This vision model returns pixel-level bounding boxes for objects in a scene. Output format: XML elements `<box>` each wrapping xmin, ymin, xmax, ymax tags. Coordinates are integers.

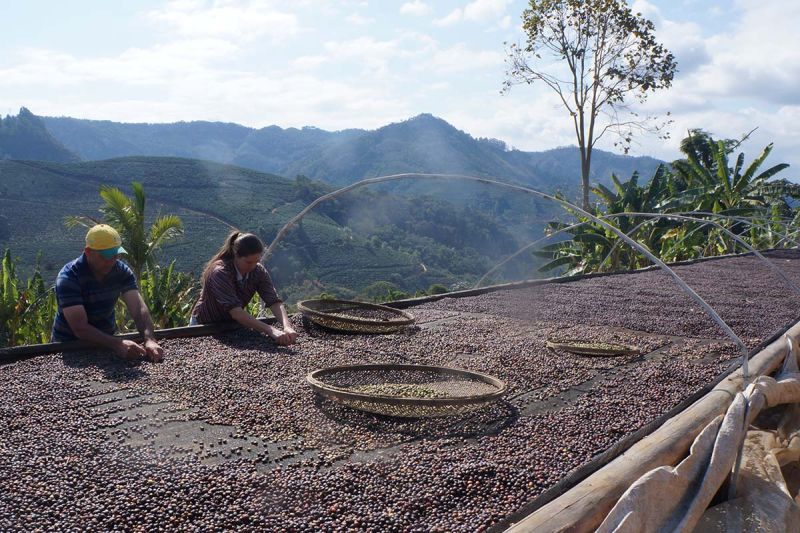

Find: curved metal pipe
<box><xmin>478</xmin><ymin>212</ymin><xmax>799</xmax><ymax>289</ymax></box>
<box><xmin>775</xmin><ymin>229</ymin><xmax>800</xmax><ymax>248</ymax></box>
<box><xmin>596</xmin><ymin>217</ymin><xmax>660</xmax><ymax>273</ymax></box>
<box><xmin>263</xmin><ymin>172</ymin><xmax>752</xmax><ymax>381</ymax></box>
<box><xmin>474</xmin><ymin>219</ymin><xmax>592</xmax><ymax>288</ymax></box>
<box><xmin>618</xmin><ymin>212</ymin><xmax>800</xmax><ymax>297</ymax></box>
<box><xmin>682</xmin><ymin>211</ymin><xmax>799</xmax><ymax>245</ymax></box>
<box><xmin>594</xmin><ymin>212</ymin><xmax>800</xmax><ymax>275</ymax></box>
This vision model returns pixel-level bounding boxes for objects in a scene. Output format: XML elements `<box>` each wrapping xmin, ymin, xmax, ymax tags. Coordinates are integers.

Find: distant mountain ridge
<box><xmin>0</xmin><ymin>108</ymin><xmax>79</xmax><ymax>163</ymax></box>
<box><xmin>40</xmin><ymin>112</ymin><xmax>663</xmax><ymax>191</ymax></box>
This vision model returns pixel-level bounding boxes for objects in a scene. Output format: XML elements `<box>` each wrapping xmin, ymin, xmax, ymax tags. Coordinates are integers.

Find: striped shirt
<box><xmin>192</xmin><ymin>260</ymin><xmax>282</xmax><ymax>323</ymax></box>
<box><xmin>51</xmin><ymin>253</ymin><xmax>138</xmax><ymax>342</ymax></box>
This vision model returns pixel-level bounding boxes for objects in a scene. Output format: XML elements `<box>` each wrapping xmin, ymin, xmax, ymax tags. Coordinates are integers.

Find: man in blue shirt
<box><xmin>52</xmin><ymin>224</ymin><xmax>164</xmax><ymax>362</ymax></box>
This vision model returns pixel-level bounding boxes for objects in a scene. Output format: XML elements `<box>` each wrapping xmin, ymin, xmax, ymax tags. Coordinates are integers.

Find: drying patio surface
<box><xmin>3</xmin><ymin>250</ymin><xmax>800</xmax><ymax>532</ymax></box>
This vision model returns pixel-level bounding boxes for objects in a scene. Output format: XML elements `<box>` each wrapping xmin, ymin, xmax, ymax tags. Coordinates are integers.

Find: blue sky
<box><xmin>1</xmin><ymin>0</ymin><xmax>797</xmax><ymax>173</ymax></box>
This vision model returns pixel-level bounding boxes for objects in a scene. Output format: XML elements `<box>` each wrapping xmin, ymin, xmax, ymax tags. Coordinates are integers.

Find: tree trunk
<box><xmin>581</xmin><ymin>151</ymin><xmax>592</xmax><ymax>211</ymax></box>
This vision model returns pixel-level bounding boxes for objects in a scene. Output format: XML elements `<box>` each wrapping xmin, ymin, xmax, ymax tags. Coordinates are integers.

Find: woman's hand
<box><xmin>282</xmin><ymin>325</ymin><xmax>298</xmax><ymax>345</ymax></box>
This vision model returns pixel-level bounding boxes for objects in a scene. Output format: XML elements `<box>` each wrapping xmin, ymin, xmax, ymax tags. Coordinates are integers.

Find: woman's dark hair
<box><xmin>202</xmin><ymin>231</ymin><xmax>264</xmax><ymax>283</ymax></box>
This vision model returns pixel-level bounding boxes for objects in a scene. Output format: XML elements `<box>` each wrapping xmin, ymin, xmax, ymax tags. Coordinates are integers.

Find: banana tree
<box><xmin>593</xmin><ymin>165</ymin><xmax>678</xmax><ymax>255</ymax></box>
<box><xmin>536</xmin><ymin>167</ymin><xmax>677</xmax><ymax>275</ymax></box>
<box><xmin>0</xmin><ymin>250</ymin><xmax>57</xmax><ymax>347</ymax></box>
<box><xmin>664</xmin><ymin>131</ymin><xmax>795</xmax><ymax>254</ymax></box>
<box><xmin>136</xmin><ymin>260</ymin><xmax>197</xmax><ymax>329</ymax></box>
<box><xmin>669</xmin><ymin>140</ymin><xmax>790</xmax><ymax>215</ymax></box>
<box><xmin>0</xmin><ymin>249</ymin><xmax>20</xmax><ymax>346</ymax></box>
<box><xmin>534</xmin><ymin>217</ymin><xmax>617</xmax><ymax>275</ymax></box>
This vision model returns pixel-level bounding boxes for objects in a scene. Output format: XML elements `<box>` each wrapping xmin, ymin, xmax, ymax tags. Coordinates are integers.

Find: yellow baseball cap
<box><xmin>86</xmin><ymin>224</ymin><xmax>127</xmax><ymax>258</ymax></box>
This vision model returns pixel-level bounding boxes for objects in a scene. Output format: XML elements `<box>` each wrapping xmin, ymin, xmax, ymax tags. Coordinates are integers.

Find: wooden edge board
<box><xmin>0</xmin><ymin>317</ymin><xmax>277</xmax><ymax>363</ymax></box>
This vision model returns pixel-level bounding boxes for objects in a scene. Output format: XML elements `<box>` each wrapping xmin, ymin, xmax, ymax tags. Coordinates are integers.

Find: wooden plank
<box><xmin>0</xmin><ymin>318</ymin><xmax>276</xmax><ymax>363</ymax></box>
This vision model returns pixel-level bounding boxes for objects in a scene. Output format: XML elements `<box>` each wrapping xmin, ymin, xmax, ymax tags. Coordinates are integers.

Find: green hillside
<box><xmin>38</xmin><ymin>111</ymin><xmax>664</xmax><ymax>243</ymax></box>
<box><xmin>0</xmin><ymin>157</ymin><xmax>535</xmax><ymax>304</ymax></box>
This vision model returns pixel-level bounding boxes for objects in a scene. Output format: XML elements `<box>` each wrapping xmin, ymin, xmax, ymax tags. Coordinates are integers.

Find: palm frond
<box><xmin>132</xmin><ymin>182</ymin><xmax>146</xmax><ymax>217</ymax></box>
<box><xmin>738</xmin><ymin>143</ymin><xmax>774</xmax><ymax>187</ymax></box>
<box><xmin>149</xmin><ymin>215</ymin><xmax>184</xmax><ymax>249</ymax></box>
<box><xmin>63</xmin><ymin>215</ymin><xmax>100</xmax><ymax>229</ymax></box>
<box><xmin>99</xmin><ymin>186</ymin><xmax>136</xmax><ymax>231</ymax></box>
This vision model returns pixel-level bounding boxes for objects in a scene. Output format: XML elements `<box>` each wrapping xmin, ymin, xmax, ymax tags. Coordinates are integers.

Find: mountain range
<box><xmin>39</xmin><ymin>111</ymin><xmax>663</xmax><ymax>192</ymax></box>
<box><xmin>0</xmin><ymin>108</ymin><xmax>666</xmax><ymax>301</ymax></box>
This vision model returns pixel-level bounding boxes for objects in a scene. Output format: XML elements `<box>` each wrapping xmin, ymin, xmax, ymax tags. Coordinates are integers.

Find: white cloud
<box><xmin>0</xmin><ymin>39</ymin><xmax>239</xmax><ymax>88</ymax></box>
<box><xmin>0</xmin><ymin>50</ymin><xmax>411</xmax><ymax>131</ymax></box>
<box><xmin>434</xmin><ymin>9</ymin><xmax>463</xmax><ymax>27</ymax></box>
<box><xmin>324</xmin><ymin>37</ymin><xmax>401</xmax><ymax>59</ymax></box>
<box><xmin>400</xmin><ymin>1</ymin><xmax>432</xmax><ymax>16</ymax></box>
<box><xmin>2</xmin><ymin>0</ymin><xmax>799</xmax><ymax>175</ymax></box>
<box><xmin>635</xmin><ymin>0</ymin><xmax>800</xmax><ymax>106</ymax></box>
<box><xmin>346</xmin><ymin>13</ymin><xmax>374</xmax><ymax>25</ymax></box>
<box><xmin>146</xmin><ymin>0</ymin><xmax>299</xmax><ymax>43</ymax></box>
<box><xmin>463</xmin><ymin>0</ymin><xmax>513</xmax><ymax>20</ymax></box>
<box><xmin>480</xmin><ymin>0</ymin><xmax>800</xmax><ymax>172</ymax></box>
<box><xmin>444</xmin><ymin>89</ymin><xmax>577</xmax><ymax>153</ymax></box>
<box><xmin>0</xmin><ymin>4</ymin><xmax>411</xmax><ymax>131</ymax></box>
<box><xmin>323</xmin><ymin>36</ymin><xmax>403</xmax><ymax>77</ymax></box>
<box><xmin>291</xmin><ymin>55</ymin><xmax>327</xmax><ymax>70</ymax></box>
<box><xmin>633</xmin><ymin>0</ymin><xmax>710</xmax><ymax>75</ymax></box>
<box><xmin>579</xmin><ymin>0</ymin><xmax>800</xmax><ymax>170</ymax></box>
<box><xmin>629</xmin><ymin>104</ymin><xmax>800</xmax><ymax>174</ymax></box>
<box><xmin>429</xmin><ymin>81</ymin><xmax>451</xmax><ymax>91</ymax></box>
<box><xmin>208</xmin><ymin>72</ymin><xmax>410</xmax><ymax>127</ymax></box>
<box><xmin>698</xmin><ymin>18</ymin><xmax>800</xmax><ymax>104</ymax></box>
<box><xmin>435</xmin><ymin>0</ymin><xmax>512</xmax><ymax>27</ymax></box>
<box><xmin>423</xmin><ymin>43</ymin><xmax>504</xmax><ymax>74</ymax></box>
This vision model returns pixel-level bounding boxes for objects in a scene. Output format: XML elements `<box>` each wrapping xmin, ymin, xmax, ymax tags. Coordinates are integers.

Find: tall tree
<box><xmin>504</xmin><ymin>0</ymin><xmax>677</xmax><ymax>209</ymax></box>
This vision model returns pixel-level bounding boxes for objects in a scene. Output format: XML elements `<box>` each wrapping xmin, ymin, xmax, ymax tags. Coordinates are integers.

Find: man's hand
<box><xmin>114</xmin><ymin>339</ymin><xmax>147</xmax><ymax>361</ymax></box>
<box><xmin>267</xmin><ymin>325</ymin><xmax>298</xmax><ymax>346</ymax></box>
<box><xmin>122</xmin><ymin>290</ymin><xmax>161</xmax><ymax>360</ymax></box>
<box><xmin>144</xmin><ymin>339</ymin><xmax>164</xmax><ymax>363</ymax></box>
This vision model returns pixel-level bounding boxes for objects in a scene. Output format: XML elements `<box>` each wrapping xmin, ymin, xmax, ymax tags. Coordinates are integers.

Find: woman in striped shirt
<box><xmin>190</xmin><ymin>231</ymin><xmax>298</xmax><ymax>346</ymax></box>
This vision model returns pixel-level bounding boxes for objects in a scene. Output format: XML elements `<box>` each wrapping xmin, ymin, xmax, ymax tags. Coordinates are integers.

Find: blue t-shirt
<box><xmin>51</xmin><ymin>253</ymin><xmax>138</xmax><ymax>342</ymax></box>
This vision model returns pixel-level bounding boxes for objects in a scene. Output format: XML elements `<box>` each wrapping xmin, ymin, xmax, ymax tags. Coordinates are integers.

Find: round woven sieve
<box><xmin>546</xmin><ymin>339</ymin><xmax>639</xmax><ymax>357</ymax></box>
<box><xmin>307</xmin><ymin>364</ymin><xmax>507</xmax><ymax>417</ymax></box>
<box><xmin>298</xmin><ymin>299</ymin><xmax>415</xmax><ymax>334</ymax></box>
